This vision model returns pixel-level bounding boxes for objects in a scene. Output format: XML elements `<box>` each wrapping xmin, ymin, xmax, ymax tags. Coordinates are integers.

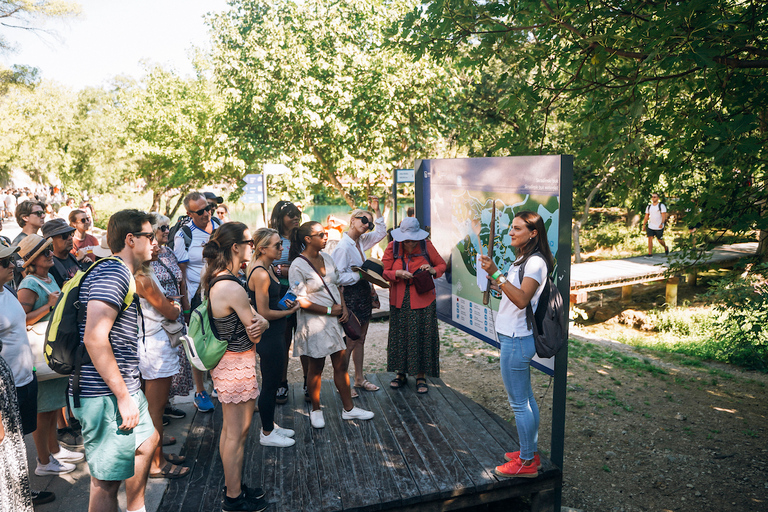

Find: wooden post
<box><xmin>666</xmin><ymin>277</ymin><xmax>679</xmax><ymax>306</ymax></box>
<box><xmin>686</xmin><ymin>270</ymin><xmax>698</xmax><ymax>286</ymax></box>
<box><xmin>621</xmin><ymin>285</ymin><xmax>633</xmax><ymax>301</ymax></box>
<box><xmin>570</xmin><ymin>290</ymin><xmax>587</xmax><ymax>304</ymax></box>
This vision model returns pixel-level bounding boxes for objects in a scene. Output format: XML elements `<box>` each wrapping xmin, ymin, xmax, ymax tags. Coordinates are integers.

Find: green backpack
<box><xmin>182</xmin><ymin>275</ymin><xmax>239</xmax><ymax>371</ymax></box>
<box><xmin>44</xmin><ymin>257</ymin><xmax>135</xmax><ymax>406</ymax></box>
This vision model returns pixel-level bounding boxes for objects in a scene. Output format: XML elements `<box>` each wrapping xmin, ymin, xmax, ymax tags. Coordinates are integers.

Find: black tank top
<box><xmin>247</xmin><ymin>266</ymin><xmax>286</xmax><ymax>336</ymax></box>
<box><xmin>209</xmin><ymin>274</ymin><xmax>253</xmax><ymax>352</ymax></box>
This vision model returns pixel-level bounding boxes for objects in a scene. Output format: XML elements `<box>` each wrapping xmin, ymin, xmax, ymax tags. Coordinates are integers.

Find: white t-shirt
<box><xmin>173</xmin><ymin>221</ymin><xmax>213</xmax><ymax>300</ymax></box>
<box><xmin>645</xmin><ymin>202</ymin><xmax>667</xmax><ymax>230</ymax></box>
<box><xmin>495</xmin><ymin>254</ymin><xmax>548</xmax><ymax>337</ymax></box>
<box><xmin>0</xmin><ymin>287</ymin><xmax>34</xmax><ymax>387</ymax></box>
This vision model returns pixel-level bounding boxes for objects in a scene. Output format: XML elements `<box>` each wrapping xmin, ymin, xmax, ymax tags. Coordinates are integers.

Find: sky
<box><xmin>1</xmin><ymin>0</ymin><xmax>230</xmax><ymax>90</ymax></box>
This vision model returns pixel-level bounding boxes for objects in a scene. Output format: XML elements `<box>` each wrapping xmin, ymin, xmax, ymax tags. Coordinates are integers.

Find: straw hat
<box><xmin>18</xmin><ymin>234</ymin><xmax>53</xmax><ymax>268</ymax></box>
<box><xmin>351</xmin><ymin>258</ymin><xmax>389</xmax><ymax>289</ymax></box>
<box><xmin>91</xmin><ymin>234</ymin><xmax>112</xmax><ymax>259</ymax></box>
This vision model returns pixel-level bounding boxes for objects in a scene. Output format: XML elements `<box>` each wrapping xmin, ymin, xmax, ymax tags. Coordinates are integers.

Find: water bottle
<box><xmin>278</xmin><ymin>281</ymin><xmax>299</xmax><ymax>310</ymax></box>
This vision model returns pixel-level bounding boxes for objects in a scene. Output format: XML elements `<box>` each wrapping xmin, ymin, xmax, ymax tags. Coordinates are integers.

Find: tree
<box><xmin>121</xmin><ymin>65</ymin><xmax>243</xmax><ymax>215</ymax></box>
<box><xmin>398</xmin><ymin>0</ymin><xmax>768</xmax><ymax>258</ymax></box>
<box><xmin>208</xmin><ymin>0</ymin><xmax>459</xmax><ymax>208</ymax></box>
<box><xmin>0</xmin><ymin>0</ymin><xmax>81</xmax><ymax>54</ymax></box>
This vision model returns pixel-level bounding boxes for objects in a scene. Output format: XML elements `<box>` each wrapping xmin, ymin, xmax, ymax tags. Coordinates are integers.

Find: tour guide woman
<box><xmin>382</xmin><ymin>217</ymin><xmax>446</xmax><ymax>394</ymax></box>
<box><xmin>202</xmin><ymin>222</ymin><xmax>270</xmax><ymax>511</ymax></box>
<box><xmin>479</xmin><ymin>210</ymin><xmax>553</xmax><ymax>479</ymax></box>
<box><xmin>288</xmin><ymin>222</ymin><xmax>374</xmax><ymax>429</ymax></box>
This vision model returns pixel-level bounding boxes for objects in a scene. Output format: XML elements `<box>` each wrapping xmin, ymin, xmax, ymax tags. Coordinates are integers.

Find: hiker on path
<box><xmin>642</xmin><ymin>192</ymin><xmax>669</xmax><ymax>257</ymax></box>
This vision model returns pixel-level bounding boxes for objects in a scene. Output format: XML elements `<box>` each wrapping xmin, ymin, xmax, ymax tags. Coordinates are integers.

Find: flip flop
<box><xmin>164</xmin><ymin>453</ymin><xmax>186</xmax><ymax>464</ymax></box>
<box><xmin>162</xmin><ymin>435</ymin><xmax>176</xmax><ymax>446</ymax></box>
<box><xmin>354</xmin><ymin>380</ymin><xmax>380</xmax><ymax>392</ymax></box>
<box><xmin>149</xmin><ymin>462</ymin><xmax>190</xmax><ymax>479</ymax></box>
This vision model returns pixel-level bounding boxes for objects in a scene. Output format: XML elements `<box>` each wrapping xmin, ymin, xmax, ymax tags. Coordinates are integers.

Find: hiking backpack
<box><xmin>519</xmin><ymin>254</ymin><xmax>568</xmax><ymax>359</ymax></box>
<box><xmin>167</xmin><ymin>215</ymin><xmax>221</xmax><ymax>252</ymax></box>
<box><xmin>44</xmin><ymin>257</ymin><xmax>136</xmax><ymax>406</ymax></box>
<box><xmin>392</xmin><ymin>239</ymin><xmax>431</xmax><ymax>265</ymax></box>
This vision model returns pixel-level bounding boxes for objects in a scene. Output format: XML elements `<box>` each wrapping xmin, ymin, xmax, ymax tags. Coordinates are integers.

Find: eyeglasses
<box><xmin>309</xmin><ymin>232</ymin><xmax>328</xmax><ymax>239</ymax></box>
<box><xmin>189</xmin><ymin>205</ymin><xmax>213</xmax><ymax>216</ymax></box>
<box><xmin>238</xmin><ymin>239</ymin><xmax>255</xmax><ymax>248</ymax></box>
<box><xmin>58</xmin><ymin>232</ymin><xmax>73</xmax><ymax>240</ymax></box>
<box><xmin>29</xmin><ymin>211</ymin><xmax>45</xmax><ymax>217</ymax></box>
<box><xmin>132</xmin><ymin>232</ymin><xmax>156</xmax><ymax>242</ymax></box>
<box><xmin>0</xmin><ymin>258</ymin><xmax>13</xmax><ymax>268</ymax></box>
<box><xmin>158</xmin><ymin>225</ymin><xmax>170</xmax><ymax>232</ymax></box>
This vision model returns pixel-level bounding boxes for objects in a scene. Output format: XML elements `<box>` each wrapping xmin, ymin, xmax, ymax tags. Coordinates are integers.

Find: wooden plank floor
<box><xmin>569</xmin><ymin>242</ymin><xmax>756</xmax><ymax>291</ymax></box>
<box><xmin>157</xmin><ymin>374</ymin><xmax>561</xmax><ymax>512</ymax></box>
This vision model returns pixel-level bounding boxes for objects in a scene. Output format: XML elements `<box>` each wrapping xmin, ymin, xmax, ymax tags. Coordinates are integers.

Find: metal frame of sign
<box><xmin>392</xmin><ymin>168</ymin><xmax>414</xmax><ymax>227</ymax></box>
<box><xmin>414</xmin><ymin>155</ymin><xmax>572</xmax><ymax>510</ymax></box>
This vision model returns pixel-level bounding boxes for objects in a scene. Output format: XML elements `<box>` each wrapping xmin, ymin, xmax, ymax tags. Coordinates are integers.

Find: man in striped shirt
<box><xmin>69</xmin><ymin>210</ymin><xmax>158</xmax><ymax>512</ymax></box>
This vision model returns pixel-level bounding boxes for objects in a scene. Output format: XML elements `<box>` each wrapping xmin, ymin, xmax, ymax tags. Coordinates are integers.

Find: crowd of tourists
<box><xmin>0</xmin><ymin>189</ymin><xmax>549</xmax><ymax>512</ymax></box>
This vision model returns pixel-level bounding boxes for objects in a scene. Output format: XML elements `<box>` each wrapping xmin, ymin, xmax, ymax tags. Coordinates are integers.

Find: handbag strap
<box><xmin>298</xmin><ymin>254</ymin><xmax>337</xmax><ymax>305</ymax></box>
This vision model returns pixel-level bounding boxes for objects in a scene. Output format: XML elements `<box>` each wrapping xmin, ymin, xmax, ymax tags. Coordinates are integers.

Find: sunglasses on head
<box><xmin>190</xmin><ymin>205</ymin><xmax>213</xmax><ymax>216</ymax></box>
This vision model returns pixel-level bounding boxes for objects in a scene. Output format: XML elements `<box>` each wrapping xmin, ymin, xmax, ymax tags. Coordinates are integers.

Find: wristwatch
<box><xmin>497</xmin><ymin>275</ymin><xmax>507</xmax><ymax>286</ymax></box>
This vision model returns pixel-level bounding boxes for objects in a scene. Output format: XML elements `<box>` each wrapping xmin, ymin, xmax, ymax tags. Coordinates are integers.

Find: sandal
<box><xmin>390</xmin><ymin>373</ymin><xmax>407</xmax><ymax>389</ymax></box>
<box><xmin>354</xmin><ymin>379</ymin><xmax>380</xmax><ymax>392</ymax></box>
<box><xmin>351</xmin><ymin>389</ymin><xmax>359</xmax><ymax>399</ymax></box>
<box><xmin>415</xmin><ymin>378</ymin><xmax>428</xmax><ymax>394</ymax></box>
<box><xmin>149</xmin><ymin>462</ymin><xmax>190</xmax><ymax>479</ymax></box>
<box><xmin>164</xmin><ymin>453</ymin><xmax>186</xmax><ymax>464</ymax></box>
<box><xmin>162</xmin><ymin>435</ymin><xmax>176</xmax><ymax>446</ymax></box>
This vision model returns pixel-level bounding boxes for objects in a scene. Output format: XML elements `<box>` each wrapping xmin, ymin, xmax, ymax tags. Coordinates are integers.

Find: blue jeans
<box><xmin>498</xmin><ymin>333</ymin><xmax>539</xmax><ymax>460</ymax></box>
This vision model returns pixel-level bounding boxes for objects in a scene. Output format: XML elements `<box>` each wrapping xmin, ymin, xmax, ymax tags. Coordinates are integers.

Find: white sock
<box><xmin>127</xmin><ymin>507</ymin><xmax>146</xmax><ymax>512</ymax></box>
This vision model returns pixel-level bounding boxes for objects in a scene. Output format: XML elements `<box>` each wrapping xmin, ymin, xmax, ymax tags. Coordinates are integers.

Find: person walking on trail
<box><xmin>174</xmin><ymin>191</ymin><xmax>218</xmax><ymax>414</ymax></box>
<box><xmin>68</xmin><ymin>210</ymin><xmax>160</xmax><ymax>512</ymax></box>
<box><xmin>642</xmin><ymin>193</ymin><xmax>669</xmax><ymax>257</ymax></box>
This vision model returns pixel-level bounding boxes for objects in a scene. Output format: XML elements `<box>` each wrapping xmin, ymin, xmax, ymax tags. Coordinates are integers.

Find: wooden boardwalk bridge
<box><xmin>157</xmin><ymin>375</ymin><xmax>561</xmax><ymax>512</ymax></box>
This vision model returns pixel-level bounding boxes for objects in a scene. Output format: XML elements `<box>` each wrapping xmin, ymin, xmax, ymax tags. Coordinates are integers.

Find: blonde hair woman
<box><xmin>330</xmin><ymin>198</ymin><xmax>386</xmax><ymax>395</ymax></box>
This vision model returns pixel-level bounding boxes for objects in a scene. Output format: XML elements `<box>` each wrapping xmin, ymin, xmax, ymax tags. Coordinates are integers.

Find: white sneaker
<box><xmin>260</xmin><ymin>429</ymin><xmax>295</xmax><ymax>447</ymax></box>
<box><xmin>310</xmin><ymin>410</ymin><xmax>325</xmax><ymax>429</ymax></box>
<box><xmin>35</xmin><ymin>455</ymin><xmax>76</xmax><ymax>476</ymax></box>
<box><xmin>341</xmin><ymin>406</ymin><xmax>374</xmax><ymax>421</ymax></box>
<box><xmin>51</xmin><ymin>445</ymin><xmax>84</xmax><ymax>463</ymax></box>
<box><xmin>273</xmin><ymin>423</ymin><xmax>295</xmax><ymax>438</ymax></box>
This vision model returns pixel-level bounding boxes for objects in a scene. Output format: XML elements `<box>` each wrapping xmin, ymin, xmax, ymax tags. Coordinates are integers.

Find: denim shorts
<box><xmin>70</xmin><ymin>391</ymin><xmax>155</xmax><ymax>481</ymax></box>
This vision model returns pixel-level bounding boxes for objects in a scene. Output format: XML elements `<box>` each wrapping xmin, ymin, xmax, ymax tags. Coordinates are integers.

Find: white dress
<box><xmin>289</xmin><ymin>253</ymin><xmax>346</xmax><ymax>359</ymax></box>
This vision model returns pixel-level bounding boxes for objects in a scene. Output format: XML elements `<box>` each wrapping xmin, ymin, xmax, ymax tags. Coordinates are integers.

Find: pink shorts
<box><xmin>210</xmin><ymin>348</ymin><xmax>260</xmax><ymax>404</ymax></box>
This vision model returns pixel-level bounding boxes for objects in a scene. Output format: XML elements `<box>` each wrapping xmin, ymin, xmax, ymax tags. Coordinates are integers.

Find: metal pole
<box><xmin>393</xmin><ymin>171</ymin><xmax>398</xmax><ymax>228</ymax></box>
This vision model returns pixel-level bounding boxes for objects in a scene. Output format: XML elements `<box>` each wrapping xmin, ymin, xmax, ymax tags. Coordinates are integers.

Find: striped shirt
<box><xmin>69</xmin><ymin>258</ymin><xmax>141</xmax><ymax>398</ymax></box>
<box><xmin>212</xmin><ymin>311</ymin><xmax>252</xmax><ymax>353</ymax></box>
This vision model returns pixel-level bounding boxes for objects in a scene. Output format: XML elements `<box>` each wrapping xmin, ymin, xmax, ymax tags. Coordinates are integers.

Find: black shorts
<box><xmin>16</xmin><ymin>373</ymin><xmax>38</xmax><ymax>435</ymax></box>
<box><xmin>646</xmin><ymin>227</ymin><xmax>664</xmax><ymax>239</ymax></box>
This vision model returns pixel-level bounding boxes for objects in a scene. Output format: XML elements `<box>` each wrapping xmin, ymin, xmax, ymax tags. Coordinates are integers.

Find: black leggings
<box><xmin>256</xmin><ymin>327</ymin><xmax>286</xmax><ymax>432</ymax></box>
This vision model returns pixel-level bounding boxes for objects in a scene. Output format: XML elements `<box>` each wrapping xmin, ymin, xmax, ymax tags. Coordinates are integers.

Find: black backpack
<box><xmin>392</xmin><ymin>239</ymin><xmax>431</xmax><ymax>266</ymax></box>
<box><xmin>167</xmin><ymin>215</ymin><xmax>221</xmax><ymax>252</ymax></box>
<box><xmin>519</xmin><ymin>254</ymin><xmax>568</xmax><ymax>359</ymax></box>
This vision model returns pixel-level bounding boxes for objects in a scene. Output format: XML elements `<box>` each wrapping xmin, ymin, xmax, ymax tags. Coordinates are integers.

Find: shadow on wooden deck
<box><xmin>157</xmin><ymin>374</ymin><xmax>561</xmax><ymax>512</ymax></box>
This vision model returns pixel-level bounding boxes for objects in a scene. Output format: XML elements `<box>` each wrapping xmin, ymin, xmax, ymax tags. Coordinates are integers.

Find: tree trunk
<box><xmin>310</xmin><ymin>143</ymin><xmax>355</xmax><ymax>208</ymax></box>
<box><xmin>573</xmin><ymin>166</ymin><xmax>617</xmax><ymax>263</ymax></box>
<box><xmin>151</xmin><ymin>189</ymin><xmax>162</xmax><ymax>213</ymax></box>
<box><xmin>168</xmin><ymin>191</ymin><xmax>186</xmax><ymax>219</ymax></box>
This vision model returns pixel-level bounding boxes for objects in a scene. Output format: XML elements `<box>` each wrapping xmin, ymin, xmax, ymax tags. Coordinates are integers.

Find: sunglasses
<box><xmin>309</xmin><ymin>232</ymin><xmax>328</xmax><ymax>239</ymax></box>
<box><xmin>356</xmin><ymin>216</ymin><xmax>374</xmax><ymax>231</ymax></box>
<box><xmin>132</xmin><ymin>232</ymin><xmax>156</xmax><ymax>242</ymax></box>
<box><xmin>272</xmin><ymin>241</ymin><xmax>284</xmax><ymax>249</ymax></box>
<box><xmin>78</xmin><ymin>218</ymin><xmax>91</xmax><ymax>224</ymax></box>
<box><xmin>0</xmin><ymin>258</ymin><xmax>13</xmax><ymax>268</ymax></box>
<box><xmin>158</xmin><ymin>225</ymin><xmax>170</xmax><ymax>232</ymax></box>
<box><xmin>189</xmin><ymin>205</ymin><xmax>213</xmax><ymax>216</ymax></box>
<box><xmin>41</xmin><ymin>248</ymin><xmax>53</xmax><ymax>257</ymax></box>
<box><xmin>238</xmin><ymin>239</ymin><xmax>255</xmax><ymax>248</ymax></box>
<box><xmin>58</xmin><ymin>232</ymin><xmax>73</xmax><ymax>240</ymax></box>
<box><xmin>29</xmin><ymin>211</ymin><xmax>45</xmax><ymax>217</ymax></box>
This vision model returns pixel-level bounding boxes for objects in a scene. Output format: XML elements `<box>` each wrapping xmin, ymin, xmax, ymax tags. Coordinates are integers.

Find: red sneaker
<box><xmin>495</xmin><ymin>457</ymin><xmax>539</xmax><ymax>479</ymax></box>
<box><xmin>504</xmin><ymin>451</ymin><xmax>541</xmax><ymax>469</ymax></box>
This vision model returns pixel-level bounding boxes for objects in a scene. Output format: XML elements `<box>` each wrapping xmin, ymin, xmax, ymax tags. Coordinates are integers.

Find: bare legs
<box><xmin>306</xmin><ymin>350</ymin><xmax>353</xmax><ymax>412</ymax></box>
<box><xmin>220</xmin><ymin>399</ymin><xmax>256</xmax><ymax>499</ymax></box>
<box><xmin>143</xmin><ymin>377</ymin><xmax>172</xmax><ymax>473</ymax></box>
<box><xmin>344</xmin><ymin>322</ymin><xmax>370</xmax><ymax>387</ymax></box>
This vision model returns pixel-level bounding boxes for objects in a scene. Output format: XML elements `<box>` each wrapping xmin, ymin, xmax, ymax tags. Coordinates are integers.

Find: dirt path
<box><xmin>290</xmin><ymin>320</ymin><xmax>768</xmax><ymax>511</ymax></box>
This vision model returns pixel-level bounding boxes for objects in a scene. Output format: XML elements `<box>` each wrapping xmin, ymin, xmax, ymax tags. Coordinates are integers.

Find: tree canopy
<box><xmin>397</xmin><ymin>0</ymin><xmax>768</xmax><ymax>254</ymax></box>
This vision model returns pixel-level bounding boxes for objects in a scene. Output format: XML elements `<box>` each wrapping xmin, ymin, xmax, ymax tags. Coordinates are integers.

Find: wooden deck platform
<box><xmin>157</xmin><ymin>374</ymin><xmax>561</xmax><ymax>512</ymax></box>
